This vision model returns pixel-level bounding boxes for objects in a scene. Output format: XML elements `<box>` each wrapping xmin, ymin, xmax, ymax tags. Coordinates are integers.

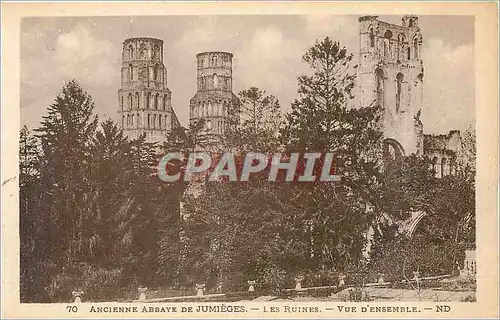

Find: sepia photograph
<box><xmin>2</xmin><ymin>2</ymin><xmax>499</xmax><ymax>319</ymax></box>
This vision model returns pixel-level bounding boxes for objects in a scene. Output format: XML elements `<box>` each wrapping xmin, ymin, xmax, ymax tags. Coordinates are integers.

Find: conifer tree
<box><xmin>35</xmin><ymin>80</ymin><xmax>99</xmax><ymax>268</ymax></box>
<box><xmin>281</xmin><ymin>37</ymin><xmax>384</xmax><ymax>272</ymax></box>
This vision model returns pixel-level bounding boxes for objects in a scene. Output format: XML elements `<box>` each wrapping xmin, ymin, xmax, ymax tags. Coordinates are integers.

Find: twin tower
<box><xmin>118</xmin><ymin>37</ymin><xmax>238</xmax><ymax>143</ymax></box>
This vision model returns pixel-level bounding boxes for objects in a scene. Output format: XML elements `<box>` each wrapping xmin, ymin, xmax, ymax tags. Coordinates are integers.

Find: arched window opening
<box><xmin>139</xmin><ymin>44</ymin><xmax>147</xmax><ymax>59</ymax></box>
<box><xmin>407</xmin><ymin>47</ymin><xmax>411</xmax><ymax>60</ymax></box>
<box><xmin>375</xmin><ymin>68</ymin><xmax>385</xmax><ymax>108</ymax></box>
<box><xmin>153</xmin><ymin>114</ymin><xmax>157</xmax><ymax>129</ymax></box>
<box><xmin>154</xmin><ymin>93</ymin><xmax>159</xmax><ymax>110</ymax></box>
<box><xmin>396</xmin><ymin>73</ymin><xmax>404</xmax><ymax>112</ymax></box>
<box><xmin>397</xmin><ymin>34</ymin><xmax>405</xmax><ymax>60</ymax></box>
<box><xmin>432</xmin><ymin>157</ymin><xmax>438</xmax><ymax>176</ymax></box>
<box><xmin>131</xmin><ymin>114</ymin><xmax>135</xmax><ymax>126</ymax></box>
<box><xmin>163</xmin><ymin>95</ymin><xmax>167</xmax><ymax>110</ymax></box>
<box><xmin>152</xmin><ymin>45</ymin><xmax>159</xmax><ymax>60</ymax></box>
<box><xmin>122</xmin><ymin>115</ymin><xmax>125</xmax><ymax>128</ymax></box>
<box><xmin>154</xmin><ymin>64</ymin><xmax>159</xmax><ymax>80</ymax></box>
<box><xmin>135</xmin><ymin>93</ymin><xmax>139</xmax><ymax>109</ymax></box>
<box><xmin>121</xmin><ymin>97</ymin><xmax>124</xmax><ymax>111</ymax></box>
<box><xmin>137</xmin><ymin>113</ymin><xmax>140</xmax><ymax>126</ymax></box>
<box><xmin>158</xmin><ymin>115</ymin><xmax>162</xmax><ymax>129</ymax></box>
<box><xmin>409</xmin><ymin>19</ymin><xmax>414</xmax><ymax>27</ymax></box>
<box><xmin>384</xmin><ymin>31</ymin><xmax>392</xmax><ymax>58</ymax></box>
<box><xmin>413</xmin><ymin>37</ymin><xmax>419</xmax><ymax>59</ymax></box>
<box><xmin>147</xmin><ymin>114</ymin><xmax>151</xmax><ymax>128</ymax></box>
<box><xmin>383</xmin><ymin>139</ymin><xmax>405</xmax><ymax>160</ymax></box>
<box><xmin>129</xmin><ymin>64</ymin><xmax>133</xmax><ymax>81</ymax></box>
<box><xmin>146</xmin><ymin>92</ymin><xmax>151</xmax><ymax>109</ymax></box>
<box><xmin>213</xmin><ymin>74</ymin><xmax>218</xmax><ymax>88</ymax></box>
<box><xmin>369</xmin><ymin>28</ymin><xmax>375</xmax><ymax>48</ymax></box>
<box><xmin>128</xmin><ymin>45</ymin><xmax>134</xmax><ymax>60</ymax></box>
<box><xmin>387</xmin><ymin>145</ymin><xmax>396</xmax><ymax>159</ymax></box>
<box><xmin>128</xmin><ymin>94</ymin><xmax>133</xmax><ymax>110</ymax></box>
<box><xmin>441</xmin><ymin>158</ymin><xmax>447</xmax><ymax>178</ymax></box>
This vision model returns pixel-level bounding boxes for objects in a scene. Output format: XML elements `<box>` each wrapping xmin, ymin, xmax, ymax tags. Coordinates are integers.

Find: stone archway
<box><xmin>405</xmin><ymin>211</ymin><xmax>428</xmax><ymax>239</ymax></box>
<box><xmin>383</xmin><ymin>138</ymin><xmax>405</xmax><ymax>160</ymax></box>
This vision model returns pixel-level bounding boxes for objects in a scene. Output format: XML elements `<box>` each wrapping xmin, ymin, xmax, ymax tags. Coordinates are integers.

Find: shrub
<box><xmin>338</xmin><ymin>287</ymin><xmax>372</xmax><ymax>302</ymax></box>
<box><xmin>461</xmin><ymin>294</ymin><xmax>476</xmax><ymax>302</ymax></box>
<box><xmin>258</xmin><ymin>265</ymin><xmax>287</xmax><ymax>294</ymax></box>
<box><xmin>46</xmin><ymin>264</ymin><xmax>123</xmax><ymax>302</ymax></box>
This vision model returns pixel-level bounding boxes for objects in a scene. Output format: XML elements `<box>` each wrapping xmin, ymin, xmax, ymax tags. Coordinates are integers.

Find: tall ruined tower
<box><xmin>118</xmin><ymin>37</ymin><xmax>180</xmax><ymax>143</ymax></box>
<box><xmin>357</xmin><ymin>15</ymin><xmax>424</xmax><ymax>156</ymax></box>
<box><xmin>189</xmin><ymin>52</ymin><xmax>239</xmax><ymax>146</ymax></box>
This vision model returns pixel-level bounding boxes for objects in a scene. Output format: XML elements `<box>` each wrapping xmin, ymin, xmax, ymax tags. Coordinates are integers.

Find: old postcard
<box><xmin>1</xmin><ymin>1</ymin><xmax>498</xmax><ymax>319</ymax></box>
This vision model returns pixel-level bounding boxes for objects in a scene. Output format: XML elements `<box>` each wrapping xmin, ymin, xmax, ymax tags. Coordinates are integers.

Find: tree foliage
<box><xmin>179</xmin><ymin>38</ymin><xmax>385</xmax><ymax>291</ymax></box>
<box><xmin>20</xmin><ymin>37</ymin><xmax>476</xmax><ymax>302</ymax></box>
<box><xmin>224</xmin><ymin>87</ymin><xmax>282</xmax><ymax>151</ymax></box>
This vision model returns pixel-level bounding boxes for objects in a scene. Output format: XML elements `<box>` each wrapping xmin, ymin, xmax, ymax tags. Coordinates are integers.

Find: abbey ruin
<box><xmin>118</xmin><ymin>15</ymin><xmax>461</xmax><ymax>174</ymax></box>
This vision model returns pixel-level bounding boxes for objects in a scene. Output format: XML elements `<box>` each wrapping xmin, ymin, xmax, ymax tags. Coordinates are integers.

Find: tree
<box><xmin>20</xmin><ymin>126</ymin><xmax>50</xmax><ymax>301</ymax></box>
<box><xmin>20</xmin><ymin>125</ymin><xmax>40</xmax><ymax>182</ymax></box>
<box><xmin>156</xmin><ymin>121</ymin><xmax>207</xmax><ymax>286</ymax></box>
<box><xmin>163</xmin><ymin>120</ymin><xmax>204</xmax><ymax>154</ymax></box>
<box><xmin>379</xmin><ymin>155</ymin><xmax>436</xmax><ymax>220</ymax></box>
<box><xmin>224</xmin><ymin>87</ymin><xmax>282</xmax><ymax>151</ymax></box>
<box><xmin>369</xmin><ymin>154</ymin><xmax>475</xmax><ymax>280</ymax></box>
<box><xmin>35</xmin><ymin>80</ymin><xmax>99</xmax><ymax>270</ymax></box>
<box><xmin>86</xmin><ymin>119</ymin><xmax>131</xmax><ymax>267</ymax></box>
<box><xmin>176</xmin><ymin>38</ymin><xmax>384</xmax><ymax>292</ymax></box>
<box><xmin>22</xmin><ymin>81</ymin><xmax>192</xmax><ymax>301</ymax></box>
<box><xmin>281</xmin><ymin>37</ymin><xmax>383</xmax><ymax>272</ymax></box>
<box><xmin>457</xmin><ymin>125</ymin><xmax>476</xmax><ymax>182</ymax></box>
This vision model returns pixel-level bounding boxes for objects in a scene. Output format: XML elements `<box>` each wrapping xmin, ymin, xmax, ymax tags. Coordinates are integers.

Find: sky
<box><xmin>21</xmin><ymin>15</ymin><xmax>474</xmax><ymax>134</ymax></box>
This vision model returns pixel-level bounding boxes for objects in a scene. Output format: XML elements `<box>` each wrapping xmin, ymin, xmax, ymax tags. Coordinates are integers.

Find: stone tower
<box><xmin>189</xmin><ymin>52</ymin><xmax>239</xmax><ymax>145</ymax></box>
<box><xmin>118</xmin><ymin>37</ymin><xmax>180</xmax><ymax>143</ymax></box>
<box><xmin>357</xmin><ymin>15</ymin><xmax>424</xmax><ymax>156</ymax></box>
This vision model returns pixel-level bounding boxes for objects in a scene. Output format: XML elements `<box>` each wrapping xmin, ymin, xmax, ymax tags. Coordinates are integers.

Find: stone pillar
<box><xmin>294</xmin><ymin>276</ymin><xmax>304</xmax><ymax>291</ymax></box>
<box><xmin>412</xmin><ymin>271</ymin><xmax>421</xmax><ymax>290</ymax></box>
<box><xmin>196</xmin><ymin>284</ymin><xmax>205</xmax><ymax>297</ymax></box>
<box><xmin>377</xmin><ymin>274</ymin><xmax>385</xmax><ymax>284</ymax></box>
<box><xmin>216</xmin><ymin>282</ymin><xmax>223</xmax><ymax>292</ymax></box>
<box><xmin>138</xmin><ymin>286</ymin><xmax>148</xmax><ymax>302</ymax></box>
<box><xmin>247</xmin><ymin>280</ymin><xmax>256</xmax><ymax>292</ymax></box>
<box><xmin>72</xmin><ymin>291</ymin><xmax>84</xmax><ymax>303</ymax></box>
<box><xmin>338</xmin><ymin>274</ymin><xmax>346</xmax><ymax>288</ymax></box>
